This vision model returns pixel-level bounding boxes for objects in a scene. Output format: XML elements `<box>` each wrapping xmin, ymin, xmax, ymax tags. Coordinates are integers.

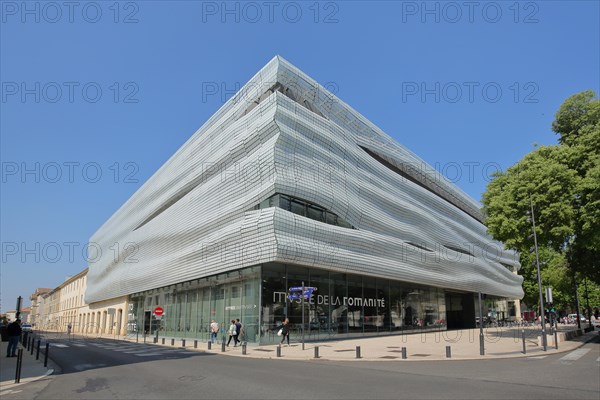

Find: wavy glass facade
<box><xmin>88</xmin><ymin>56</ymin><xmax>523</xmax><ymax>342</ymax></box>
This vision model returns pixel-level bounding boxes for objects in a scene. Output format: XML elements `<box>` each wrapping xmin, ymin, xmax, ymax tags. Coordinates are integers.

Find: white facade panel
<box><xmin>86</xmin><ymin>56</ymin><xmax>523</xmax><ymax>303</ymax></box>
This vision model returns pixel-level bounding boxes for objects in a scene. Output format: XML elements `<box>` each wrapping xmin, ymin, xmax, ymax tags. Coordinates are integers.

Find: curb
<box><xmin>0</xmin><ymin>368</ymin><xmax>54</xmax><ymax>391</ymax></box>
<box><xmin>182</xmin><ymin>332</ymin><xmax>599</xmax><ymax>362</ymax></box>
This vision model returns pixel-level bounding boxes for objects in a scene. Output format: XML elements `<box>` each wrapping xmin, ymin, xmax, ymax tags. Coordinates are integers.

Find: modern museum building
<box><xmin>86</xmin><ymin>56</ymin><xmax>524</xmax><ymax>344</ymax></box>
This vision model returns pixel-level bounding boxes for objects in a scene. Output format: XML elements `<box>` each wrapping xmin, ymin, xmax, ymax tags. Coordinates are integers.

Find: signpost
<box><xmin>153</xmin><ymin>307</ymin><xmax>164</xmax><ymax>342</ymax></box>
<box><xmin>288</xmin><ymin>284</ymin><xmax>317</xmax><ymax>350</ymax></box>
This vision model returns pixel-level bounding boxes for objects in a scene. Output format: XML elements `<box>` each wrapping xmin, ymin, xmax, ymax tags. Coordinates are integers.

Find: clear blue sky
<box><xmin>1</xmin><ymin>1</ymin><xmax>598</xmax><ymax>313</ymax></box>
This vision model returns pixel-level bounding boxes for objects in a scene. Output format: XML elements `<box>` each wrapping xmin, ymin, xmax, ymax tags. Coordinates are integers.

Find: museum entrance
<box><xmin>445</xmin><ymin>292</ymin><xmax>475</xmax><ymax>330</ymax></box>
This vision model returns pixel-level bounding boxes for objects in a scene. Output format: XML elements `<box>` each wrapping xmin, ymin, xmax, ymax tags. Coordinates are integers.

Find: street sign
<box><xmin>545</xmin><ymin>287</ymin><xmax>553</xmax><ymax>303</ymax></box>
<box><xmin>154</xmin><ymin>307</ymin><xmax>164</xmax><ymax>316</ymax></box>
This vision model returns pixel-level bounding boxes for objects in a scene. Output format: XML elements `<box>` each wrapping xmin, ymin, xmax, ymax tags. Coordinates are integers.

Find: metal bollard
<box><xmin>521</xmin><ymin>329</ymin><xmax>526</xmax><ymax>354</ymax></box>
<box><xmin>479</xmin><ymin>330</ymin><xmax>485</xmax><ymax>356</ymax></box>
<box><xmin>314</xmin><ymin>346</ymin><xmax>319</xmax><ymax>359</ymax></box>
<box><xmin>194</xmin><ymin>340</ymin><xmax>198</xmax><ymax>349</ymax></box>
<box><xmin>182</xmin><ymin>339</ymin><xmax>186</xmax><ymax>347</ymax></box>
<box><xmin>171</xmin><ymin>338</ymin><xmax>175</xmax><ymax>346</ymax></box>
<box><xmin>554</xmin><ymin>326</ymin><xmax>558</xmax><ymax>350</ymax></box>
<box><xmin>162</xmin><ymin>338</ymin><xmax>165</xmax><ymax>345</ymax></box>
<box><xmin>36</xmin><ymin>339</ymin><xmax>41</xmax><ymax>360</ymax></box>
<box><xmin>15</xmin><ymin>349</ymin><xmax>23</xmax><ymax>383</ymax></box>
<box><xmin>401</xmin><ymin>347</ymin><xmax>407</xmax><ymax>359</ymax></box>
<box><xmin>221</xmin><ymin>340</ymin><xmax>226</xmax><ymax>352</ymax></box>
<box><xmin>242</xmin><ymin>343</ymin><xmax>247</xmax><ymax>355</ymax></box>
<box><xmin>44</xmin><ymin>343</ymin><xmax>49</xmax><ymax>367</ymax></box>
<box><xmin>208</xmin><ymin>341</ymin><xmax>212</xmax><ymax>350</ymax></box>
<box><xmin>153</xmin><ymin>337</ymin><xmax>158</xmax><ymax>344</ymax></box>
<box><xmin>446</xmin><ymin>346</ymin><xmax>451</xmax><ymax>358</ymax></box>
<box><xmin>276</xmin><ymin>345</ymin><xmax>281</xmax><ymax>357</ymax></box>
<box><xmin>31</xmin><ymin>338</ymin><xmax>35</xmax><ymax>355</ymax></box>
<box><xmin>356</xmin><ymin>346</ymin><xmax>361</xmax><ymax>359</ymax></box>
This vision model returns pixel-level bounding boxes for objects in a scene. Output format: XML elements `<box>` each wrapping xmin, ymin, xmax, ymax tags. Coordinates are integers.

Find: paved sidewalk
<box><xmin>122</xmin><ymin>325</ymin><xmax>599</xmax><ymax>362</ymax></box>
<box><xmin>0</xmin><ymin>339</ymin><xmax>54</xmax><ymax>391</ymax></box>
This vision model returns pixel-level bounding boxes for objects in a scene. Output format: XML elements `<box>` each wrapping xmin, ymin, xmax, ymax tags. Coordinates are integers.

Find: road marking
<box><xmin>559</xmin><ymin>348</ymin><xmax>590</xmax><ymax>364</ymax></box>
<box><xmin>72</xmin><ymin>344</ymin><xmax>86</xmax><ymax>347</ymax></box>
<box><xmin>53</xmin><ymin>344</ymin><xmax>69</xmax><ymax>348</ymax></box>
<box><xmin>135</xmin><ymin>352</ymin><xmax>164</xmax><ymax>357</ymax></box>
<box><xmin>0</xmin><ymin>390</ymin><xmax>22</xmax><ymax>396</ymax></box>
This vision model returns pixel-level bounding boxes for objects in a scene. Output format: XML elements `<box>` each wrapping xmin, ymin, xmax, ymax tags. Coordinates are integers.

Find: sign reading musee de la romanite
<box><xmin>273</xmin><ymin>292</ymin><xmax>385</xmax><ymax>307</ymax></box>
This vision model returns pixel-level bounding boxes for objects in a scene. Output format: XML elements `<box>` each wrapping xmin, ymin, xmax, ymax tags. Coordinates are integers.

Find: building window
<box><xmin>256</xmin><ymin>193</ymin><xmax>355</xmax><ymax>229</ymax></box>
<box><xmin>290</xmin><ymin>200</ymin><xmax>306</xmax><ymax>217</ymax></box>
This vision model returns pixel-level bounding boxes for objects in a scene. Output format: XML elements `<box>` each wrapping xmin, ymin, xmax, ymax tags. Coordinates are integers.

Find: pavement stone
<box><xmin>0</xmin><ymin>338</ymin><xmax>54</xmax><ymax>391</ymax></box>
<box><xmin>119</xmin><ymin>325</ymin><xmax>599</xmax><ymax>362</ymax></box>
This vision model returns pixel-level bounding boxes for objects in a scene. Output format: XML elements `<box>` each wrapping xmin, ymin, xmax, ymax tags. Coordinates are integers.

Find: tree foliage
<box><xmin>483</xmin><ymin>91</ymin><xmax>600</xmax><ymax>310</ymax></box>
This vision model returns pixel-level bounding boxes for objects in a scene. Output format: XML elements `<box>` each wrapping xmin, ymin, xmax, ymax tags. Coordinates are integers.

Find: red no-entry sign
<box><xmin>154</xmin><ymin>307</ymin><xmax>164</xmax><ymax>316</ymax></box>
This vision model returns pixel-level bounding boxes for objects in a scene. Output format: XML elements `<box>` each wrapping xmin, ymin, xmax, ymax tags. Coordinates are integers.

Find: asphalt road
<box><xmin>2</xmin><ymin>335</ymin><xmax>598</xmax><ymax>399</ymax></box>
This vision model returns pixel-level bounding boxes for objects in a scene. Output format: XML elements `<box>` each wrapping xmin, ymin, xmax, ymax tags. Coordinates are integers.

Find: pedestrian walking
<box><xmin>235</xmin><ymin>319</ymin><xmax>243</xmax><ymax>342</ymax></box>
<box><xmin>226</xmin><ymin>320</ymin><xmax>239</xmax><ymax>347</ymax></box>
<box><xmin>6</xmin><ymin>319</ymin><xmax>22</xmax><ymax>357</ymax></box>
<box><xmin>210</xmin><ymin>320</ymin><xmax>219</xmax><ymax>343</ymax></box>
<box><xmin>277</xmin><ymin>318</ymin><xmax>290</xmax><ymax>346</ymax></box>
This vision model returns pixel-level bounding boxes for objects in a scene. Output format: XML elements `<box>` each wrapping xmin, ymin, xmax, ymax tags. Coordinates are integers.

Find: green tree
<box><xmin>482</xmin><ymin>91</ymin><xmax>600</xmax><ymax>311</ymax></box>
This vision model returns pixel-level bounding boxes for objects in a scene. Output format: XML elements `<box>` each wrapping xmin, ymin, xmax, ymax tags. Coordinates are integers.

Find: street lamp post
<box><xmin>573</xmin><ymin>278</ymin><xmax>582</xmax><ymax>330</ymax></box>
<box><xmin>529</xmin><ymin>193</ymin><xmax>547</xmax><ymax>351</ymax></box>
<box><xmin>584</xmin><ymin>278</ymin><xmax>592</xmax><ymax>329</ymax></box>
<box><xmin>302</xmin><ymin>281</ymin><xmax>305</xmax><ymax>350</ymax></box>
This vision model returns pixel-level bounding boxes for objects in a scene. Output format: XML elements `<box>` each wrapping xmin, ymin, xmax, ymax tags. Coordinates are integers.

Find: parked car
<box><xmin>21</xmin><ymin>324</ymin><xmax>33</xmax><ymax>332</ymax></box>
<box><xmin>567</xmin><ymin>314</ymin><xmax>587</xmax><ymax>323</ymax></box>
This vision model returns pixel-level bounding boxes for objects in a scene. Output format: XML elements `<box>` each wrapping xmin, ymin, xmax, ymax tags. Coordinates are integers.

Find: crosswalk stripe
<box><xmin>46</xmin><ymin>341</ymin><xmax>199</xmax><ymax>357</ymax></box>
<box><xmin>559</xmin><ymin>349</ymin><xmax>590</xmax><ymax>362</ymax></box>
